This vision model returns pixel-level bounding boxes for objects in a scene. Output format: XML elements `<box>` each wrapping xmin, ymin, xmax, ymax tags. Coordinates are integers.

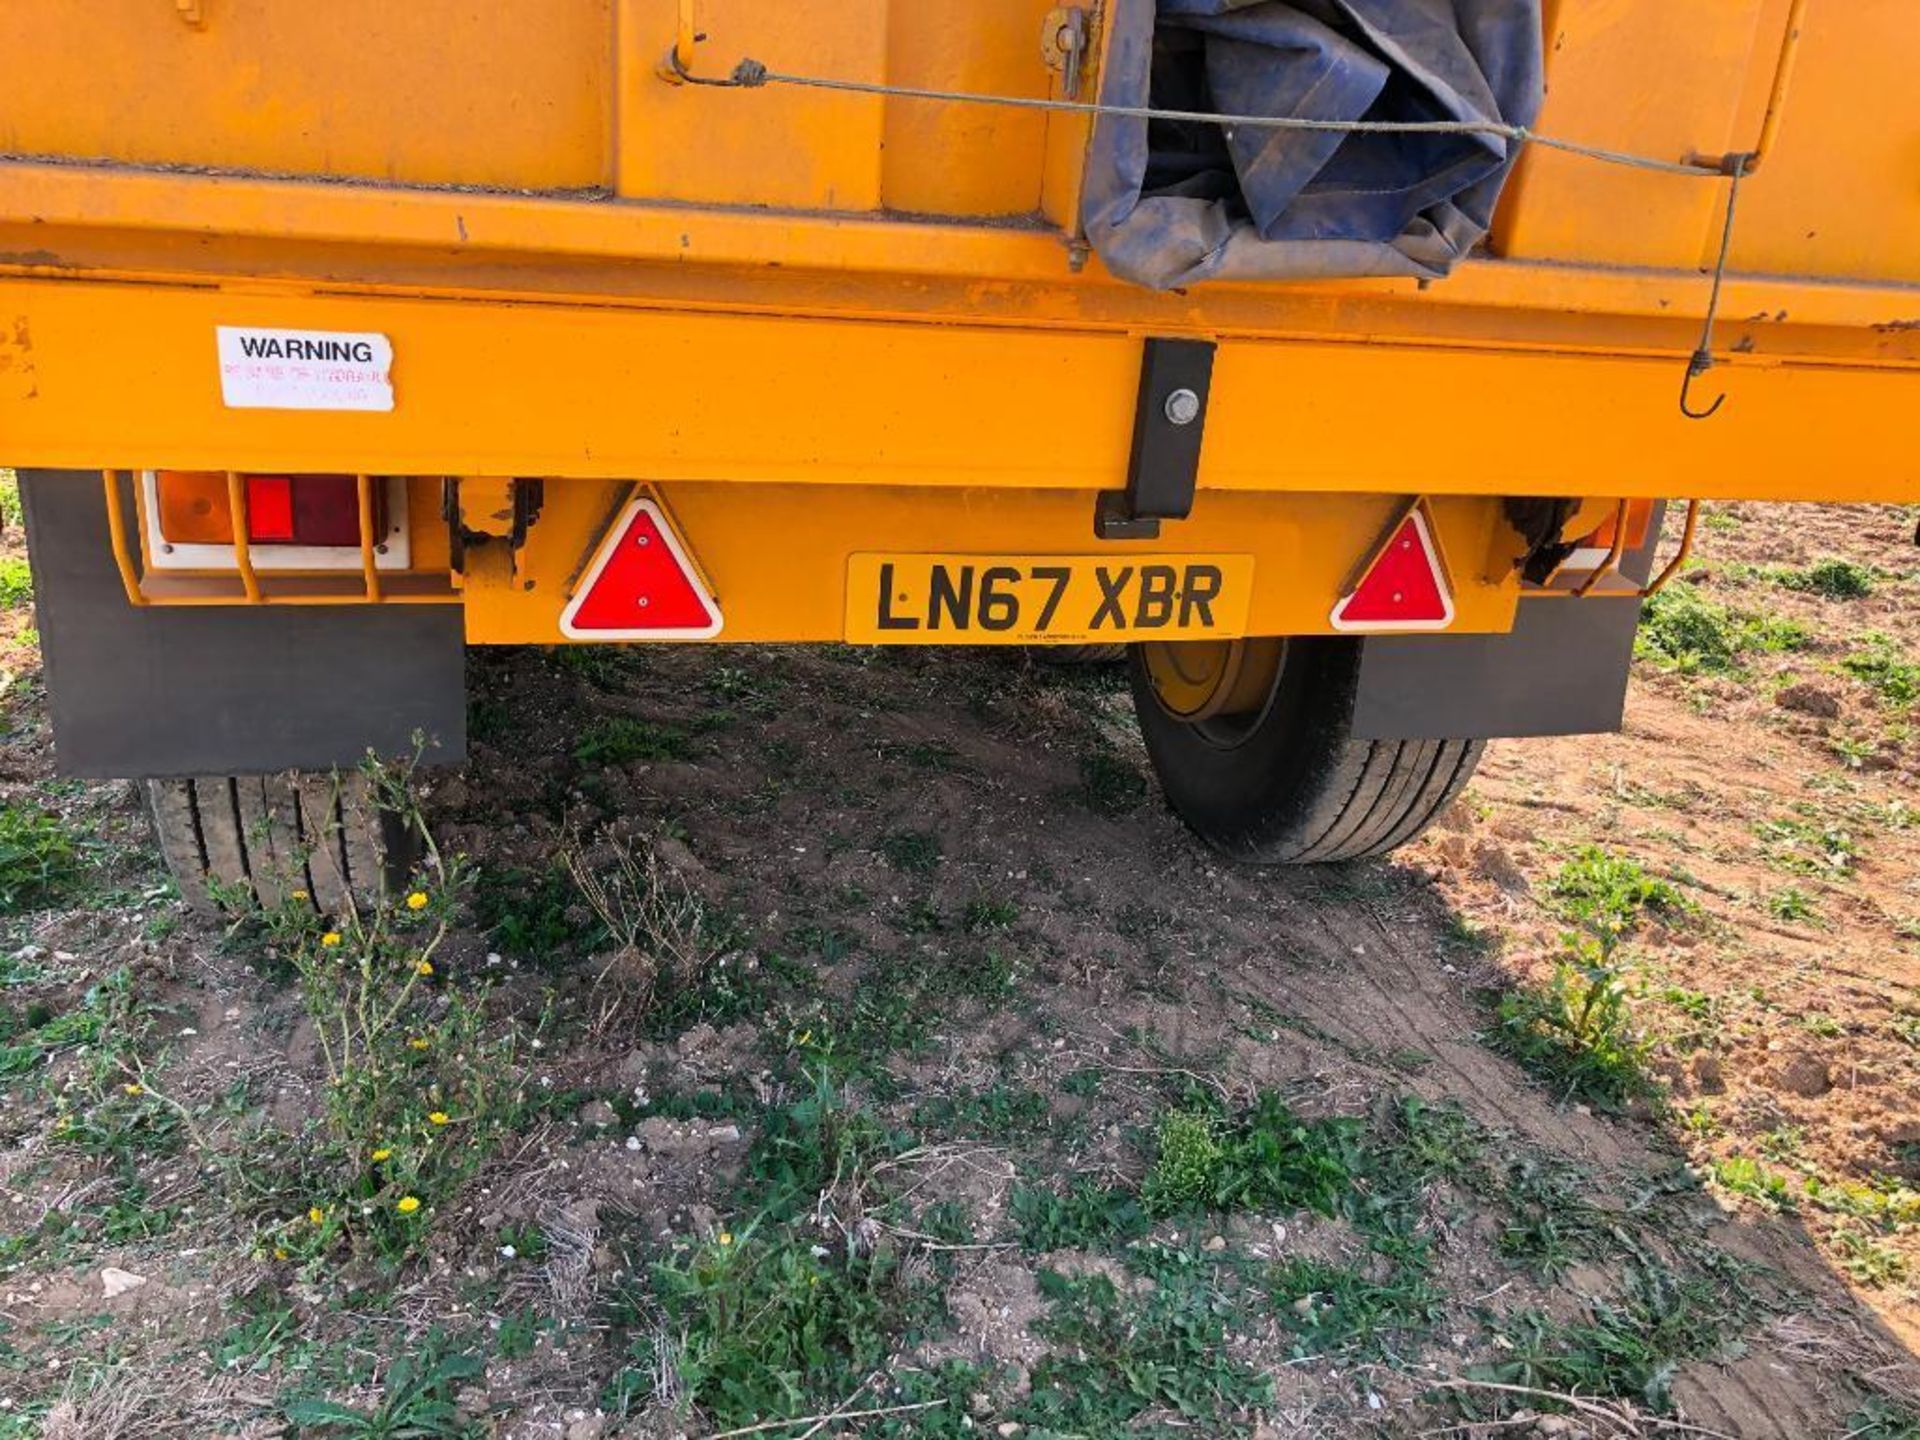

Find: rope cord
<box><xmin>671</xmin><ymin>50</ymin><xmax>1759</xmax><ymax>417</ymax></box>
<box><xmin>675</xmin><ymin>54</ymin><xmax>1731</xmax><ymax>178</ymax></box>
<box><xmin>1680</xmin><ymin>155</ymin><xmax>1748</xmax><ymax>420</ymax></box>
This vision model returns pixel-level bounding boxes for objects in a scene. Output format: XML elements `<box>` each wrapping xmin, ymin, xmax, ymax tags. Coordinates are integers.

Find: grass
<box><xmin>1636</xmin><ymin>580</ymin><xmax>1810</xmax><ymax>674</ymax></box>
<box><xmin>0</xmin><ymin>802</ymin><xmax>80</xmax><ymax>913</ymax></box>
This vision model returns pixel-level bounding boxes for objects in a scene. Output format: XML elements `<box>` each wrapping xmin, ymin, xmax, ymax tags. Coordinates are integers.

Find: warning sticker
<box><xmin>216</xmin><ymin>326</ymin><xmax>394</xmax><ymax>412</ymax></box>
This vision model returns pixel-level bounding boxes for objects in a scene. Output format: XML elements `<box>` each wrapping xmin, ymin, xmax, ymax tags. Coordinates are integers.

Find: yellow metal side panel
<box><xmin>617</xmin><ymin>0</ymin><xmax>888</xmax><ymax>209</ymax></box>
<box><xmin>881</xmin><ymin>3</ymin><xmax>1057</xmax><ymax>216</ymax></box>
<box><xmin>1494</xmin><ymin>0</ymin><xmax>1780</xmax><ymax>266</ymax></box>
<box><xmin>0</xmin><ymin>1</ymin><xmax>612</xmax><ymax>190</ymax></box>
<box><xmin>460</xmin><ymin>484</ymin><xmax>1522</xmax><ymax>644</ymax></box>
<box><xmin>1724</xmin><ymin>0</ymin><xmax>1920</xmax><ymax>285</ymax></box>
<box><xmin>4</xmin><ymin>279</ymin><xmax>1918</xmax><ymax>505</ymax></box>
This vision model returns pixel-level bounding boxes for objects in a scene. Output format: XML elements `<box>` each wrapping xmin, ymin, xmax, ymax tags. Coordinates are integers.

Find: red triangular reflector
<box><xmin>1330</xmin><ymin>507</ymin><xmax>1454</xmax><ymax>632</ymax></box>
<box><xmin>559</xmin><ymin>499</ymin><xmax>722</xmax><ymax>640</ymax></box>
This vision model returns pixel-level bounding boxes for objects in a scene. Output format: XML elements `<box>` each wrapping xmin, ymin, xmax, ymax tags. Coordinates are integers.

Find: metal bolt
<box><xmin>637</xmin><ymin>534</ymin><xmax>650</xmax><ymax>547</ymax></box>
<box><xmin>1164</xmin><ymin>388</ymin><xmax>1201</xmax><ymax>426</ymax></box>
<box><xmin>638</xmin><ymin>596</ymin><xmax>650</xmax><ymax>608</ymax></box>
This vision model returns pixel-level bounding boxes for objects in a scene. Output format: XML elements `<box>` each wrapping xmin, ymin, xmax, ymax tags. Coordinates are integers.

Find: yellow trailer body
<box><xmin>2</xmin><ymin>0</ymin><xmax>1916</xmax><ymax>876</ymax></box>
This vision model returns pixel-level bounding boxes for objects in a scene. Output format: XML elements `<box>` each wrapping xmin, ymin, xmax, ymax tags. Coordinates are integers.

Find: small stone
<box><xmin>1776</xmin><ymin>683</ymin><xmax>1841</xmax><ymax>719</ymax></box>
<box><xmin>707</xmin><ymin>1124</ymin><xmax>743</xmax><ymax>1143</ymax></box>
<box><xmin>996</xmin><ymin>1425</ymin><xmax>1021</xmax><ymax>1438</ymax></box>
<box><xmin>970</xmin><ymin>1392</ymin><xmax>993</xmax><ymax>1417</ymax></box>
<box><xmin>1534</xmin><ymin>1416</ymin><xmax>1574</xmax><ymax>1436</ymax></box>
<box><xmin>566</xmin><ymin>1417</ymin><xmax>606</xmax><ymax>1440</ymax></box>
<box><xmin>100</xmin><ymin>1268</ymin><xmax>147</xmax><ymax>1299</ymax></box>
<box><xmin>1203</xmin><ymin>1235</ymin><xmax>1228</xmax><ymax>1252</ymax></box>
<box><xmin>579</xmin><ymin>1100</ymin><xmax>617</xmax><ymax>1127</ymax></box>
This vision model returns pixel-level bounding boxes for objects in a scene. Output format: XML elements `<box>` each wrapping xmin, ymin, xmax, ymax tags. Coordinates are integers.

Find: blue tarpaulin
<box><xmin>1083</xmin><ymin>0</ymin><xmax>1543</xmax><ymax>288</ymax></box>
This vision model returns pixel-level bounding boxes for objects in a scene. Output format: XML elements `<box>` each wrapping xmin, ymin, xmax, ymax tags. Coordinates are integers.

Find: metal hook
<box><xmin>1679</xmin><ymin>349</ymin><xmax>1725</xmax><ymax>421</ymax></box>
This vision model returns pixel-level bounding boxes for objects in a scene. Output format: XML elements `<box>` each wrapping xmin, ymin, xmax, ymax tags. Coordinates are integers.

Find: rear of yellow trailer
<box><xmin>1</xmin><ymin>1</ymin><xmax>1915</xmax><ymax>898</ymax></box>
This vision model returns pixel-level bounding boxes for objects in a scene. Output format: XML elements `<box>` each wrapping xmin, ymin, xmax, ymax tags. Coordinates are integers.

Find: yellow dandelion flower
<box><xmin>321</xmin><ymin>932</ymin><xmax>342</xmax><ymax>948</ymax></box>
<box><xmin>396</xmin><ymin>1195</ymin><xmax>421</xmax><ymax>1215</ymax></box>
<box><xmin>290</xmin><ymin>889</ymin><xmax>309</xmax><ymax>901</ymax></box>
<box><xmin>370</xmin><ymin>1147</ymin><xmax>392</xmax><ymax>1162</ymax></box>
<box><xmin>406</xmin><ymin>891</ymin><xmax>429</xmax><ymax>911</ymax></box>
<box><xmin>273</xmin><ymin>1247</ymin><xmax>289</xmax><ymax>1261</ymax></box>
<box><xmin>718</xmin><ymin>1231</ymin><xmax>733</xmax><ymax>1246</ymax></box>
<box><xmin>121</xmin><ymin>1082</ymin><xmax>143</xmax><ymax>1096</ymax></box>
<box><xmin>415</xmin><ymin>959</ymin><xmax>435</xmax><ymax>977</ymax></box>
<box><xmin>428</xmin><ymin>1111</ymin><xmax>450</xmax><ymax>1126</ymax></box>
<box><xmin>308</xmin><ymin>1207</ymin><xmax>325</xmax><ymax>1226</ymax></box>
<box><xmin>407</xmin><ymin>1036</ymin><xmax>430</xmax><ymax>1051</ymax></box>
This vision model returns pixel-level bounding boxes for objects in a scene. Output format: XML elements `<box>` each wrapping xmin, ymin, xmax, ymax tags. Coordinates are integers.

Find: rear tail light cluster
<box><xmin>154</xmin><ymin>471</ymin><xmax>376</xmax><ymax>548</ymax></box>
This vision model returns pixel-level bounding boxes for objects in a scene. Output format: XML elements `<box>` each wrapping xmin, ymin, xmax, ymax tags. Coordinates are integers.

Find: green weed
<box><xmin>1842</xmin><ymin>632</ymin><xmax>1920</xmax><ymax>709</ymax></box>
<box><xmin>1268</xmin><ymin>1250</ymin><xmax>1441</xmax><ymax>1358</ymax></box>
<box><xmin>0</xmin><ymin>803</ymin><xmax>80</xmax><ymax>913</ymax></box>
<box><xmin>1766</xmin><ymin>886</ymin><xmax>1820</xmax><ymax>923</ymax></box>
<box><xmin>1547</xmin><ymin>847</ymin><xmax>1688</xmax><ymax>928</ymax></box>
<box><xmin>573</xmin><ymin>715</ymin><xmax>693</xmax><ymax>766</ymax></box>
<box><xmin>1471</xmin><ymin>1264</ymin><xmax>1729</xmax><ymax>1416</ymax></box>
<box><xmin>552</xmin><ymin>644</ymin><xmax>634</xmax><ymax>690</ymax></box>
<box><xmin>603</xmin><ymin>1073</ymin><xmax>946</xmax><ymax>1429</ymax></box>
<box><xmin>1496</xmin><ymin>848</ymin><xmax>1677</xmax><ymax>1109</ymax></box>
<box><xmin>1141</xmin><ymin>1093</ymin><xmax>1356</xmax><ymax>1218</ymax></box>
<box><xmin>472</xmin><ymin>862</ymin><xmax>603</xmax><ymax>962</ymax></box>
<box><xmin>1636</xmin><ymin>582</ymin><xmax>1809</xmax><ymax>674</ymax></box>
<box><xmin>1077</xmin><ymin>745</ymin><xmax>1147</xmax><ymax>817</ymax></box>
<box><xmin>1010</xmin><ymin>1179</ymin><xmax>1151</xmax><ymax>1251</ymax></box>
<box><xmin>1845</xmin><ymin>1396</ymin><xmax>1920</xmax><ymax>1439</ymax></box>
<box><xmin>1755</xmin><ymin>816</ymin><xmax>1860</xmax><ymax>876</ymax></box>
<box><xmin>879</xmin><ymin>830</ymin><xmax>941</xmax><ymax>875</ymax></box>
<box><xmin>0</xmin><ymin>559</ymin><xmax>31</xmax><ymax>609</ymax></box>
<box><xmin>1020</xmin><ymin>1262</ymin><xmax>1274</xmax><ymax>1431</ymax></box>
<box><xmin>1771</xmin><ymin>557</ymin><xmax>1876</xmax><ymax>599</ymax></box>
<box><xmin>282</xmin><ymin>1334</ymin><xmax>484</xmax><ymax>1437</ymax></box>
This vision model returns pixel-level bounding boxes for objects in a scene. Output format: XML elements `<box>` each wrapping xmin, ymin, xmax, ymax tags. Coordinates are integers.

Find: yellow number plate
<box><xmin>845</xmin><ymin>553</ymin><xmax>1255</xmax><ymax>644</ymax></box>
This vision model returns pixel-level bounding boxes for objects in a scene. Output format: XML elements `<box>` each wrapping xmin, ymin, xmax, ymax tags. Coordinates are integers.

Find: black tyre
<box><xmin>1129</xmin><ymin>637</ymin><xmax>1481</xmax><ymax>864</ymax></box>
<box><xmin>145</xmin><ymin>772</ymin><xmax>406</xmax><ymax>914</ymax></box>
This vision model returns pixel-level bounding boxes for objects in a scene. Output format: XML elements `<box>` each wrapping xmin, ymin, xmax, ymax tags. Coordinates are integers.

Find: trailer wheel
<box><xmin>145</xmin><ymin>772</ymin><xmax>408</xmax><ymax>914</ymax></box>
<box><xmin>1129</xmin><ymin>637</ymin><xmax>1481</xmax><ymax>863</ymax></box>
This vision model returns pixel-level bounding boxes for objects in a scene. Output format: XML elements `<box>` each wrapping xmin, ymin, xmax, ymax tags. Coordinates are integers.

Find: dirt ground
<box><xmin>0</xmin><ymin>488</ymin><xmax>1913</xmax><ymax>1439</ymax></box>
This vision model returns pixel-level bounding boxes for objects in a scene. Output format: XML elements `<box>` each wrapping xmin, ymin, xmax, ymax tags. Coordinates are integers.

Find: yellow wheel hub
<box><xmin>1140</xmin><ymin>638</ymin><xmax>1285</xmax><ymax>723</ymax></box>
